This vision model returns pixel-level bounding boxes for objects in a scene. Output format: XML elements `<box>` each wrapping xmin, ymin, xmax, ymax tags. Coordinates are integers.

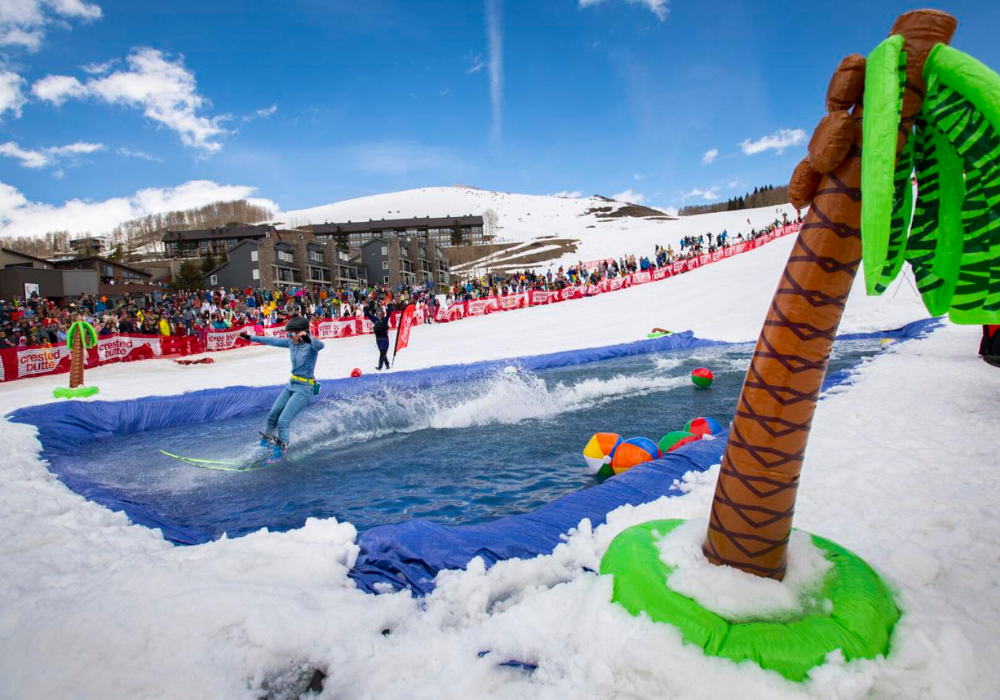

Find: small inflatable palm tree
<box><xmin>54</xmin><ymin>318</ymin><xmax>99</xmax><ymax>399</ymax></box>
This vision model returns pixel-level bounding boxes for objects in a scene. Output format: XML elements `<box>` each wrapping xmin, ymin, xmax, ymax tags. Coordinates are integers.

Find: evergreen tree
<box><xmin>174</xmin><ymin>260</ymin><xmax>204</xmax><ymax>291</ymax></box>
<box><xmin>201</xmin><ymin>252</ymin><xmax>217</xmax><ymax>274</ymax></box>
<box><xmin>450</xmin><ymin>220</ymin><xmax>465</xmax><ymax>247</ymax></box>
<box><xmin>333</xmin><ymin>225</ymin><xmax>349</xmax><ymax>251</ymax></box>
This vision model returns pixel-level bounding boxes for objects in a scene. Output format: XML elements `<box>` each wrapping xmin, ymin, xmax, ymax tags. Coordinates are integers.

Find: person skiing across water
<box><xmin>239</xmin><ymin>315</ymin><xmax>324</xmax><ymax>462</ymax></box>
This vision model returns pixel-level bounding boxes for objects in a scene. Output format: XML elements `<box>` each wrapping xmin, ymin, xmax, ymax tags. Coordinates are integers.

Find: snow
<box><xmin>2</xmin><ymin>192</ymin><xmax>999</xmax><ymax>698</ymax></box>
<box><xmin>655</xmin><ymin>518</ymin><xmax>833</xmax><ymax>622</ymax></box>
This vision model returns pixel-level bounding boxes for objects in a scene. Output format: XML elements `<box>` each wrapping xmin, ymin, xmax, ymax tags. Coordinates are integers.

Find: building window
<box><xmin>381</xmin><ymin>246</ymin><xmax>388</xmax><ymax>255</ymax></box>
<box><xmin>252</xmin><ymin>268</ymin><xmax>260</xmax><ymax>280</ymax></box>
<box><xmin>310</xmin><ymin>251</ymin><xmax>323</xmax><ymax>262</ymax></box>
<box><xmin>278</xmin><ymin>251</ymin><xmax>294</xmax><ymax>263</ymax></box>
<box><xmin>251</xmin><ymin>250</ymin><xmax>258</xmax><ymax>262</ymax></box>
<box><xmin>384</xmin><ymin>276</ymin><xmax>390</xmax><ymax>284</ymax></box>
<box><xmin>382</xmin><ymin>261</ymin><xmax>389</xmax><ymax>270</ymax></box>
<box><xmin>210</xmin><ymin>274</ymin><xmax>218</xmax><ymax>285</ymax></box>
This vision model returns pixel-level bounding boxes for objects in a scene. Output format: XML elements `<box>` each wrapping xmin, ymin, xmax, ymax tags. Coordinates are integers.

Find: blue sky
<box><xmin>1</xmin><ymin>0</ymin><xmax>999</xmax><ymax>237</ymax></box>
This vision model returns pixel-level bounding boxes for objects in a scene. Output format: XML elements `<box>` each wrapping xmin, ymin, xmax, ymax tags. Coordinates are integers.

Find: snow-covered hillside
<box><xmin>279</xmin><ymin>186</ymin><xmax>799</xmax><ymax>273</ymax></box>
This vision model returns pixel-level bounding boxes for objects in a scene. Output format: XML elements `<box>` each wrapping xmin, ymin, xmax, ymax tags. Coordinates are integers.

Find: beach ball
<box><xmin>583</xmin><ymin>432</ymin><xmax>622</xmax><ymax>475</ymax></box>
<box><xmin>503</xmin><ymin>365</ymin><xmax>519</xmax><ymax>378</ymax></box>
<box><xmin>683</xmin><ymin>416</ymin><xmax>723</xmax><ymax>437</ymax></box>
<box><xmin>658</xmin><ymin>430</ymin><xmax>701</xmax><ymax>454</ymax></box>
<box><xmin>691</xmin><ymin>367</ymin><xmax>714</xmax><ymax>388</ymax></box>
<box><xmin>610</xmin><ymin>437</ymin><xmax>660</xmax><ymax>475</ymax></box>
<box><xmin>350</xmin><ymin>368</ymin><xmax>363</xmax><ymax>378</ymax></box>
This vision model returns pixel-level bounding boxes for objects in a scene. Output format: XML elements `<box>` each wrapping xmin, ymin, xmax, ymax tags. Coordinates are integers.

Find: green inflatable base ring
<box><xmin>600</xmin><ymin>519</ymin><xmax>900</xmax><ymax>682</ymax></box>
<box><xmin>53</xmin><ymin>386</ymin><xmax>100</xmax><ymax>399</ymax></box>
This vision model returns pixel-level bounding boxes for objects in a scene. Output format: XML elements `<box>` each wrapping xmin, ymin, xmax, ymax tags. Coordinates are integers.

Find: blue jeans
<box><xmin>376</xmin><ymin>338</ymin><xmax>390</xmax><ymax>369</ymax></box>
<box><xmin>265</xmin><ymin>385</ymin><xmax>311</xmax><ymax>445</ymax></box>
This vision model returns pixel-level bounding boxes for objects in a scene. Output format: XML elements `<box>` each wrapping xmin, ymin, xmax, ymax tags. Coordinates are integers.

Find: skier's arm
<box><xmin>310</xmin><ymin>338</ymin><xmax>325</xmax><ymax>351</ymax></box>
<box><xmin>247</xmin><ymin>335</ymin><xmax>290</xmax><ymax>348</ymax></box>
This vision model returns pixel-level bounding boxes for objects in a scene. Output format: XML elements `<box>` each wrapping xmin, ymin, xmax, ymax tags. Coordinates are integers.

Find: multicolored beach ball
<box><xmin>583</xmin><ymin>432</ymin><xmax>622</xmax><ymax>475</ymax></box>
<box><xmin>683</xmin><ymin>416</ymin><xmax>723</xmax><ymax>437</ymax></box>
<box><xmin>691</xmin><ymin>367</ymin><xmax>714</xmax><ymax>388</ymax></box>
<box><xmin>658</xmin><ymin>430</ymin><xmax>701</xmax><ymax>454</ymax></box>
<box><xmin>610</xmin><ymin>436</ymin><xmax>660</xmax><ymax>475</ymax></box>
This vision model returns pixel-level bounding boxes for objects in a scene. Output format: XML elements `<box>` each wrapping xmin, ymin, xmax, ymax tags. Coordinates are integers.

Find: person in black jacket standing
<box><xmin>365</xmin><ymin>306</ymin><xmax>391</xmax><ymax>370</ymax></box>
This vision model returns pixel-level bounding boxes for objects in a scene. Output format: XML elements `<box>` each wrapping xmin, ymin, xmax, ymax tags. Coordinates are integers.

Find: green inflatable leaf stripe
<box><xmin>922</xmin><ymin>77</ymin><xmax>1000</xmax><ymax>322</ymax></box>
<box><xmin>861</xmin><ymin>35</ymin><xmax>907</xmax><ymax>295</ymax></box>
<box><xmin>906</xmin><ymin>111</ymin><xmax>965</xmax><ymax>314</ymax></box>
<box><xmin>873</xmin><ymin>58</ymin><xmax>916</xmax><ymax>295</ymax></box>
<box><xmin>922</xmin><ymin>44</ymin><xmax>1000</xmax><ymax>323</ymax></box>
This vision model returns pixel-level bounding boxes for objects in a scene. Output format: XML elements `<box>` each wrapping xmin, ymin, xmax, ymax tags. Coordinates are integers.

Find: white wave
<box><xmin>294</xmin><ymin>368</ymin><xmax>689</xmax><ymax>450</ymax></box>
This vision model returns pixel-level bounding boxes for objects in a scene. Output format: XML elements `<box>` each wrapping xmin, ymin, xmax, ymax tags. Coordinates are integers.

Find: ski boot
<box><xmin>266</xmin><ymin>444</ymin><xmax>284</xmax><ymax>464</ymax></box>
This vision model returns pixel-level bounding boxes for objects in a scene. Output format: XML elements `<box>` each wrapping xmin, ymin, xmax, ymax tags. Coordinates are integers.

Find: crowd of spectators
<box><xmin>0</xmin><ymin>282</ymin><xmax>441</xmax><ymax>351</ymax></box>
<box><xmin>1</xmin><ymin>211</ymin><xmax>801</xmax><ymax>350</ymax></box>
<box><xmin>446</xmin><ymin>212</ymin><xmax>801</xmax><ymax>301</ymax></box>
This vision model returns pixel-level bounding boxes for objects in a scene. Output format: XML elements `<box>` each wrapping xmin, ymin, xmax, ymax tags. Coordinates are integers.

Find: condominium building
<box><xmin>359</xmin><ymin>235</ymin><xmax>450</xmax><ymax>290</ymax></box>
<box><xmin>308</xmin><ymin>215</ymin><xmax>485</xmax><ymax>250</ymax></box>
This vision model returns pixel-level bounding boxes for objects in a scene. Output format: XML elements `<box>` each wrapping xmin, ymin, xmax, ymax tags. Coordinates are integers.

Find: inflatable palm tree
<box><xmin>54</xmin><ymin>317</ymin><xmax>99</xmax><ymax>399</ymax></box>
<box><xmin>602</xmin><ymin>9</ymin><xmax>1000</xmax><ymax>680</ymax></box>
<box><xmin>703</xmin><ymin>8</ymin><xmax>1000</xmax><ymax>579</ymax></box>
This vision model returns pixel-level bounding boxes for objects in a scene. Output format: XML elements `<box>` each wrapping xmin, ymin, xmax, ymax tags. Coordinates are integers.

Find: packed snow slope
<box><xmin>278</xmin><ymin>185</ymin><xmax>799</xmax><ymax>272</ymax></box>
<box><xmin>3</xmin><ymin>208</ymin><xmax>998</xmax><ymax>697</ymax></box>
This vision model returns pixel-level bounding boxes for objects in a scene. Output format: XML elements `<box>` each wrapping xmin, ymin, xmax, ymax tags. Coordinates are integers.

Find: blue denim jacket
<box><xmin>251</xmin><ymin>335</ymin><xmax>325</xmax><ymax>381</ymax></box>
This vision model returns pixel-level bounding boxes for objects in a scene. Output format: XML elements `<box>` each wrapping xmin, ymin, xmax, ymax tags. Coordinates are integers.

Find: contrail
<box><xmin>486</xmin><ymin>0</ymin><xmax>503</xmax><ymax>151</ymax></box>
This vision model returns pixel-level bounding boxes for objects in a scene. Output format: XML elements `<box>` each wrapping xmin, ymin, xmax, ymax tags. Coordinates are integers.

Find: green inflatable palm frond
<box><xmin>861</xmin><ymin>42</ymin><xmax>1000</xmax><ymax>324</ymax></box>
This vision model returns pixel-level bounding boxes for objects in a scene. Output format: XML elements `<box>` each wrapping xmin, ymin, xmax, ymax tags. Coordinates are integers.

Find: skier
<box><xmin>239</xmin><ymin>316</ymin><xmax>324</xmax><ymax>462</ymax></box>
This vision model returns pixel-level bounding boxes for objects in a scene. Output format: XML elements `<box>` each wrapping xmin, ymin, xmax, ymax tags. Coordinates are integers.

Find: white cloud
<box><xmin>0</xmin><ymin>142</ymin><xmax>48</xmax><ymax>168</ymax></box>
<box><xmin>0</xmin><ymin>178</ymin><xmax>279</xmax><ymax>238</ymax></box>
<box><xmin>466</xmin><ymin>54</ymin><xmax>485</xmax><ymax>74</ymax></box>
<box><xmin>242</xmin><ymin>103</ymin><xmax>277</xmax><ymax>123</ymax></box>
<box><xmin>634</xmin><ymin>173</ymin><xmax>642</xmax><ymax>180</ymax></box>
<box><xmin>681</xmin><ymin>187</ymin><xmax>720</xmax><ymax>201</ymax></box>
<box><xmin>81</xmin><ymin>58</ymin><xmax>118</xmax><ymax>75</ymax></box>
<box><xmin>552</xmin><ymin>190</ymin><xmax>582</xmax><ymax>198</ymax></box>
<box><xmin>0</xmin><ymin>140</ymin><xmax>104</xmax><ymax>169</ymax></box>
<box><xmin>611</xmin><ymin>188</ymin><xmax>644</xmax><ymax>204</ymax></box>
<box><xmin>116</xmin><ymin>147</ymin><xmax>162</xmax><ymax>162</ymax></box>
<box><xmin>0</xmin><ymin>70</ymin><xmax>26</xmax><ymax>118</ymax></box>
<box><xmin>579</xmin><ymin>0</ymin><xmax>670</xmax><ymax>21</ymax></box>
<box><xmin>701</xmin><ymin>148</ymin><xmax>718</xmax><ymax>165</ymax></box>
<box><xmin>740</xmin><ymin>128</ymin><xmax>807</xmax><ymax>155</ymax></box>
<box><xmin>485</xmin><ymin>0</ymin><xmax>503</xmax><ymax>150</ymax></box>
<box><xmin>31</xmin><ymin>74</ymin><xmax>87</xmax><ymax>105</ymax></box>
<box><xmin>0</xmin><ymin>0</ymin><xmax>102</xmax><ymax>51</ymax></box>
<box><xmin>32</xmin><ymin>48</ymin><xmax>229</xmax><ymax>154</ymax></box>
<box><xmin>349</xmin><ymin>142</ymin><xmax>460</xmax><ymax>176</ymax></box>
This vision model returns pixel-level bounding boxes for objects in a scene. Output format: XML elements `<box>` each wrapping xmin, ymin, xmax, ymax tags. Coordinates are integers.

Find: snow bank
<box><xmin>656</xmin><ymin>518</ymin><xmax>834</xmax><ymax>622</ymax></box>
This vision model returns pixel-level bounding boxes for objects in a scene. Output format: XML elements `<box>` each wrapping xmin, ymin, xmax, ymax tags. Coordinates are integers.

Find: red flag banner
<box><xmin>393</xmin><ymin>303</ymin><xmax>417</xmax><ymax>362</ymax></box>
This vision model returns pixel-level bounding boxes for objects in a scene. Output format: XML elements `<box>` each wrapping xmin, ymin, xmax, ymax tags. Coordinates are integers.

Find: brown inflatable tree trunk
<box><xmin>69</xmin><ymin>329</ymin><xmax>85</xmax><ymax>388</ymax></box>
<box><xmin>703</xmin><ymin>10</ymin><xmax>957</xmax><ymax>579</ymax></box>
<box><xmin>69</xmin><ymin>316</ymin><xmax>87</xmax><ymax>389</ymax></box>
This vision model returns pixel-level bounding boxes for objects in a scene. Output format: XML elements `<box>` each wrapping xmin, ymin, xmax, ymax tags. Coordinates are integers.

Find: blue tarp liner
<box><xmin>7</xmin><ymin>318</ymin><xmax>941</xmax><ymax>593</ymax></box>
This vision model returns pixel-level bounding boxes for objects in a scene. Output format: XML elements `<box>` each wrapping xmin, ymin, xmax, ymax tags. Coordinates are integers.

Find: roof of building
<box><xmin>53</xmin><ymin>256</ymin><xmax>152</xmax><ymax>278</ymax></box>
<box><xmin>1</xmin><ymin>247</ymin><xmax>54</xmax><ymax>266</ymax></box>
<box><xmin>308</xmin><ymin>215</ymin><xmax>483</xmax><ymax>235</ymax></box>
<box><xmin>162</xmin><ymin>223</ymin><xmax>276</xmax><ymax>243</ymax></box>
